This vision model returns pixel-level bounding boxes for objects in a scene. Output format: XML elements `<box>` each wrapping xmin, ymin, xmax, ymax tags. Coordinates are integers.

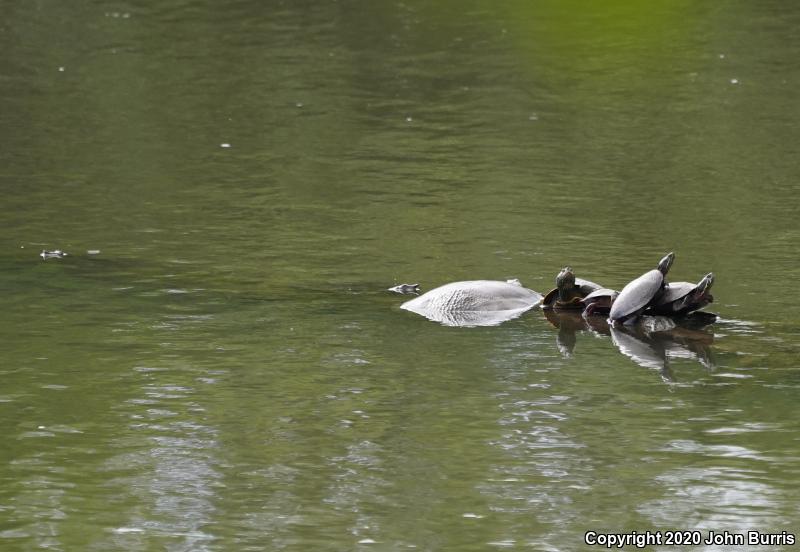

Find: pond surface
<box><xmin>2</xmin><ymin>1</ymin><xmax>800</xmax><ymax>550</ymax></box>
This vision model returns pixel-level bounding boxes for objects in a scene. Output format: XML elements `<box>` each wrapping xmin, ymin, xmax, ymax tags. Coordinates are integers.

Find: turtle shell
<box><xmin>401</xmin><ymin>280</ymin><xmax>542</xmax><ymax>314</ymax></box>
<box><xmin>583</xmin><ymin>288</ymin><xmax>617</xmax><ymax>302</ymax></box>
<box><xmin>574</xmin><ymin>277</ymin><xmax>602</xmax><ymax>295</ymax></box>
<box><xmin>541</xmin><ymin>287</ymin><xmax>585</xmax><ymax>310</ymax></box>
<box><xmin>542</xmin><ymin>271</ymin><xmax>603</xmax><ymax>310</ymax></box>
<box><xmin>654</xmin><ymin>282</ymin><xmax>695</xmax><ymax>306</ymax></box>
<box><xmin>608</xmin><ymin>269</ymin><xmax>665</xmax><ymax>323</ymax></box>
<box><xmin>647</xmin><ymin>273</ymin><xmax>714</xmax><ymax>316</ymax></box>
<box><xmin>582</xmin><ymin>288</ymin><xmax>618</xmax><ymax>316</ymax></box>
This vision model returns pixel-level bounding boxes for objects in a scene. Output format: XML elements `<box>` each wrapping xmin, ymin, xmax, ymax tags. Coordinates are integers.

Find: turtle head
<box><xmin>697</xmin><ymin>272</ymin><xmax>714</xmax><ymax>293</ymax></box>
<box><xmin>657</xmin><ymin>252</ymin><xmax>675</xmax><ymax>275</ymax></box>
<box><xmin>695</xmin><ymin>273</ymin><xmax>715</xmax><ymax>303</ymax></box>
<box><xmin>556</xmin><ymin>266</ymin><xmax>578</xmax><ymax>303</ymax></box>
<box><xmin>556</xmin><ymin>266</ymin><xmax>576</xmax><ymax>291</ymax></box>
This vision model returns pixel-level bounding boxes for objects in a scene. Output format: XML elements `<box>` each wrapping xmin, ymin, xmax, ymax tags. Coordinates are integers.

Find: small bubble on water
<box><xmin>58</xmin><ymin>66</ymin><xmax>65</xmax><ymax>72</ymax></box>
<box><xmin>87</xmin><ymin>249</ymin><xmax>101</xmax><ymax>255</ymax></box>
<box><xmin>220</xmin><ymin>143</ymin><xmax>231</xmax><ymax>148</ymax></box>
<box><xmin>405</xmin><ymin>116</ymin><xmax>413</xmax><ymax>122</ymax></box>
<box><xmin>295</xmin><ymin>102</ymin><xmax>304</xmax><ymax>108</ymax></box>
<box><xmin>730</xmin><ymin>78</ymin><xmax>739</xmax><ymax>84</ymax></box>
<box><xmin>719</xmin><ymin>53</ymin><xmax>726</xmax><ymax>59</ymax></box>
<box><xmin>358</xmin><ymin>539</ymin><xmax>376</xmax><ymax>544</ymax></box>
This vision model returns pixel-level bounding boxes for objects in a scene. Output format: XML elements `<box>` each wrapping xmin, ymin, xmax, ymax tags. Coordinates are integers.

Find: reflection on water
<box><xmin>640</xmin><ymin>465</ymin><xmax>795</xmax><ymax>542</ymax></box>
<box><xmin>3</xmin><ymin>0</ymin><xmax>800</xmax><ymax>549</ymax></box>
<box><xmin>543</xmin><ymin>310</ymin><xmax>717</xmax><ymax>380</ymax></box>
<box><xmin>402</xmin><ymin>305</ymin><xmax>536</xmax><ymax>327</ymax></box>
<box><xmin>101</xmin><ymin>378</ymin><xmax>220</xmax><ymax>551</ymax></box>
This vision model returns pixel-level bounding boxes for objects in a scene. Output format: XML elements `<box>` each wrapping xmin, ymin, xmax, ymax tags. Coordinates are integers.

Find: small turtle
<box><xmin>40</xmin><ymin>249</ymin><xmax>68</xmax><ymax>260</ymax></box>
<box><xmin>582</xmin><ymin>288</ymin><xmax>618</xmax><ymax>316</ymax></box>
<box><xmin>388</xmin><ymin>283</ymin><xmax>421</xmax><ymax>295</ymax></box>
<box><xmin>647</xmin><ymin>272</ymin><xmax>714</xmax><ymax>316</ymax></box>
<box><xmin>541</xmin><ymin>267</ymin><xmax>602</xmax><ymax>310</ymax></box>
<box><xmin>608</xmin><ymin>252</ymin><xmax>675</xmax><ymax>325</ymax></box>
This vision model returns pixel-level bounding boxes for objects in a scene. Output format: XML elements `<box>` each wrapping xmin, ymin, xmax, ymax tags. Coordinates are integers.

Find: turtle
<box><xmin>608</xmin><ymin>252</ymin><xmax>675</xmax><ymax>325</ymax></box>
<box><xmin>646</xmin><ymin>272</ymin><xmax>714</xmax><ymax>316</ymax></box>
<box><xmin>541</xmin><ymin>267</ymin><xmax>602</xmax><ymax>310</ymax></box>
<box><xmin>581</xmin><ymin>288</ymin><xmax>619</xmax><ymax>316</ymax></box>
<box><xmin>401</xmin><ymin>279</ymin><xmax>543</xmax><ymax>326</ymax></box>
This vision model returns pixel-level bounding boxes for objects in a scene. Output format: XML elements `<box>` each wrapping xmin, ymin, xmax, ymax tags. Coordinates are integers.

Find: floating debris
<box><xmin>40</xmin><ymin>250</ymin><xmax>68</xmax><ymax>260</ymax></box>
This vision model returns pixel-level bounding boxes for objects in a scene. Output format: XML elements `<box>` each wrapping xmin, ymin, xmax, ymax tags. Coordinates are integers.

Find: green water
<box><xmin>2</xmin><ymin>1</ymin><xmax>800</xmax><ymax>550</ymax></box>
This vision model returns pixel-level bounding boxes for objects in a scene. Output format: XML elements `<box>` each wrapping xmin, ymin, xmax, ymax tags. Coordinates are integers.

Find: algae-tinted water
<box><xmin>2</xmin><ymin>1</ymin><xmax>800</xmax><ymax>550</ymax></box>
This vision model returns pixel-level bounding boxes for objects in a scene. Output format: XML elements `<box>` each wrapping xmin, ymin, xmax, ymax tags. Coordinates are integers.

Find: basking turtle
<box><xmin>582</xmin><ymin>288</ymin><xmax>618</xmax><ymax>316</ymax></box>
<box><xmin>541</xmin><ymin>267</ymin><xmax>602</xmax><ymax>310</ymax></box>
<box><xmin>647</xmin><ymin>272</ymin><xmax>714</xmax><ymax>316</ymax></box>
<box><xmin>401</xmin><ymin>279</ymin><xmax>542</xmax><ymax>326</ymax></box>
<box><xmin>608</xmin><ymin>252</ymin><xmax>675</xmax><ymax>325</ymax></box>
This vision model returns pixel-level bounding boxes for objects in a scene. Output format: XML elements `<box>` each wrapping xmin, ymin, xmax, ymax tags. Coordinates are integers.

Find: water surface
<box><xmin>2</xmin><ymin>1</ymin><xmax>800</xmax><ymax>550</ymax></box>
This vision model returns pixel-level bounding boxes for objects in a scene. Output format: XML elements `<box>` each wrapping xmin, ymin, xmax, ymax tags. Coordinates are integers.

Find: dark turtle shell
<box><xmin>582</xmin><ymin>288</ymin><xmax>618</xmax><ymax>316</ymax></box>
<box><xmin>574</xmin><ymin>277</ymin><xmax>602</xmax><ymax>295</ymax></box>
<box><xmin>608</xmin><ymin>252</ymin><xmax>675</xmax><ymax>323</ymax></box>
<box><xmin>542</xmin><ymin>267</ymin><xmax>603</xmax><ymax>310</ymax></box>
<box><xmin>647</xmin><ymin>273</ymin><xmax>714</xmax><ymax>316</ymax></box>
<box><xmin>542</xmin><ymin>287</ymin><xmax>584</xmax><ymax>310</ymax></box>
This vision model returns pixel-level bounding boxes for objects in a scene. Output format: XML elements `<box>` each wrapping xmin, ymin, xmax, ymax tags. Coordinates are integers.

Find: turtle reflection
<box><xmin>544</xmin><ymin>310</ymin><xmax>716</xmax><ymax>378</ymax></box>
